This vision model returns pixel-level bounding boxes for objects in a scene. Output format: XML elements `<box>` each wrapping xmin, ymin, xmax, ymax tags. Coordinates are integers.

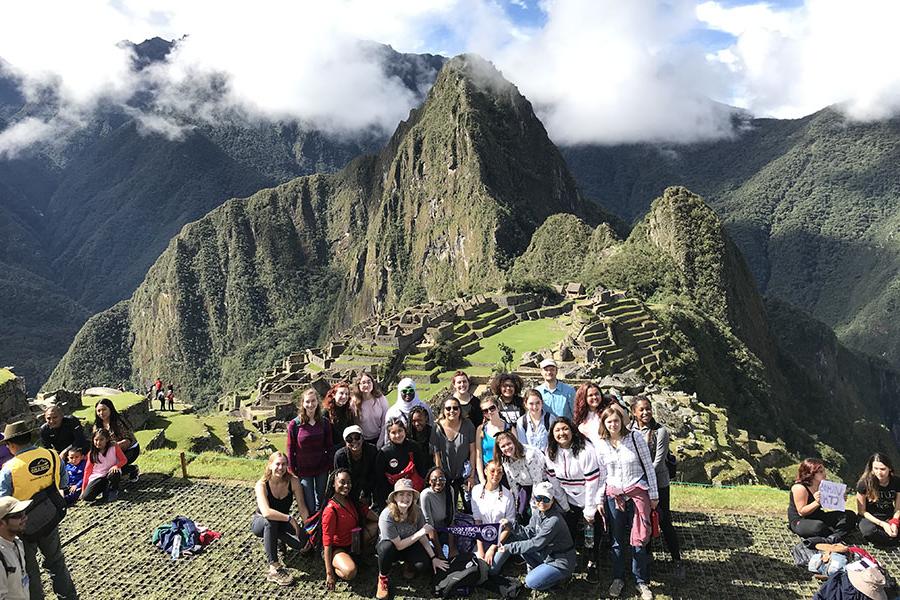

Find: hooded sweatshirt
<box><xmin>380</xmin><ymin>378</ymin><xmax>433</xmax><ymax>446</ymax></box>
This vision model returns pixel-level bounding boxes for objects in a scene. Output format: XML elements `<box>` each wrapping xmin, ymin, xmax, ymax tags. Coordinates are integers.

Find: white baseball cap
<box><xmin>539</xmin><ymin>358</ymin><xmax>557</xmax><ymax>369</ymax></box>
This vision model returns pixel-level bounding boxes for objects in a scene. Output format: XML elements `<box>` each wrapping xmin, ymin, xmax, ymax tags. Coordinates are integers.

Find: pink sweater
<box><xmin>83</xmin><ymin>445</ymin><xmax>127</xmax><ymax>484</ymax></box>
<box><xmin>605</xmin><ymin>482</ymin><xmax>653</xmax><ymax>547</ymax></box>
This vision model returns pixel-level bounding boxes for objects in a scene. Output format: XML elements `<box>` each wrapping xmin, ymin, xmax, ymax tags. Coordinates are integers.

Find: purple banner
<box><xmin>438</xmin><ymin>523</ymin><xmax>501</xmax><ymax>543</ymax></box>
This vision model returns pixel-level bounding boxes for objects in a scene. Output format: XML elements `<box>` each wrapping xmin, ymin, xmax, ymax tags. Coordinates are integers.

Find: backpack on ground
<box><xmin>433</xmin><ymin>553</ymin><xmax>489</xmax><ymax>598</ymax></box>
<box><xmin>21</xmin><ymin>450</ymin><xmax>67</xmax><ymax>543</ymax></box>
<box><xmin>153</xmin><ymin>516</ymin><xmax>201</xmax><ymax>559</ymax></box>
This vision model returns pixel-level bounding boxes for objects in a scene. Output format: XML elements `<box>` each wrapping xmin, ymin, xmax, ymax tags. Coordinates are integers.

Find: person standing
<box><xmin>285</xmin><ymin>388</ymin><xmax>332</xmax><ymax>513</ymax></box>
<box><xmin>0</xmin><ymin>421</ymin><xmax>78</xmax><ymax>600</ymax></box>
<box><xmin>515</xmin><ymin>389</ymin><xmax>555</xmax><ymax>452</ymax></box>
<box><xmin>351</xmin><ymin>373</ymin><xmax>389</xmax><ymax>447</ymax></box>
<box><xmin>450</xmin><ymin>371</ymin><xmax>482</xmax><ymax>426</ymax></box>
<box><xmin>535</xmin><ymin>359</ymin><xmax>576</xmax><ymax>420</ymax></box>
<box><xmin>489</xmin><ymin>373</ymin><xmax>525</xmax><ymax>427</ymax></box>
<box><xmin>39</xmin><ymin>407</ymin><xmax>88</xmax><ymax>454</ymax></box>
<box><xmin>381</xmin><ymin>379</ymin><xmax>433</xmax><ymax>446</ymax></box>
<box><xmin>430</xmin><ymin>398</ymin><xmax>477</xmax><ymax>513</ymax></box>
<box><xmin>0</xmin><ymin>495</ymin><xmax>31</xmax><ymax>600</ymax></box>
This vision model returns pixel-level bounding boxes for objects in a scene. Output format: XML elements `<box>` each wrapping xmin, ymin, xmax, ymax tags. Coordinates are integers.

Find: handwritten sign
<box><xmin>819</xmin><ymin>480</ymin><xmax>848</xmax><ymax>511</ymax></box>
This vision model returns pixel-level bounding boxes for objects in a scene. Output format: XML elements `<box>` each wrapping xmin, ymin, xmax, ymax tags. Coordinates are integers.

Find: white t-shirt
<box><xmin>471</xmin><ymin>484</ymin><xmax>516</xmax><ymax>525</ymax></box>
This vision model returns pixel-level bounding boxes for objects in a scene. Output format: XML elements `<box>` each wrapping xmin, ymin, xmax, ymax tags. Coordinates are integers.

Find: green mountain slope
<box><xmin>562</xmin><ymin>108</ymin><xmax>900</xmax><ymax>370</ymax></box>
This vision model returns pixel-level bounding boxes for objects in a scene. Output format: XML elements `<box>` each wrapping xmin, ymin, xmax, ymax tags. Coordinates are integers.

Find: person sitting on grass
<box><xmin>61</xmin><ymin>446</ymin><xmax>87</xmax><ymax>505</ymax></box>
<box><xmin>788</xmin><ymin>458</ymin><xmax>856</xmax><ymax>542</ymax></box>
<box><xmin>493</xmin><ymin>430</ymin><xmax>568</xmax><ymax>522</ymax></box>
<box><xmin>93</xmin><ymin>398</ymin><xmax>141</xmax><ymax>482</ymax></box>
<box><xmin>375</xmin><ymin>479</ymin><xmax>448</xmax><ymax>600</ymax></box>
<box><xmin>856</xmin><ymin>453</ymin><xmax>900</xmax><ymax>546</ymax></box>
<box><xmin>40</xmin><ymin>405</ymin><xmax>88</xmax><ymax>454</ymax></box>
<box><xmin>251</xmin><ymin>452</ymin><xmax>311</xmax><ymax>587</ymax></box>
<box><xmin>321</xmin><ymin>468</ymin><xmax>379</xmax><ymax>591</ymax></box>
<box><xmin>81</xmin><ymin>429</ymin><xmax>127</xmax><ymax>503</ymax></box>
<box><xmin>489</xmin><ymin>481</ymin><xmax>576</xmax><ymax>591</ymax></box>
<box><xmin>420</xmin><ymin>467</ymin><xmax>455</xmax><ymax>556</ymax></box>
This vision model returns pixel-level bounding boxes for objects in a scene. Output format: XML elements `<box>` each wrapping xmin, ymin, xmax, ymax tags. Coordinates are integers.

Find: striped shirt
<box><xmin>544</xmin><ymin>442</ymin><xmax>605</xmax><ymax>520</ymax></box>
<box><xmin>593</xmin><ymin>429</ymin><xmax>659</xmax><ymax>501</ymax></box>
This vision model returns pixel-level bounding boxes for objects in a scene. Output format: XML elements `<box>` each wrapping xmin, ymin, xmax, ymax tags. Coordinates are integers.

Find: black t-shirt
<box><xmin>857</xmin><ymin>475</ymin><xmax>900</xmax><ymax>519</ymax></box>
<box><xmin>39</xmin><ymin>416</ymin><xmax>88</xmax><ymax>453</ymax></box>
<box><xmin>333</xmin><ymin>443</ymin><xmax>377</xmax><ymax>503</ymax></box>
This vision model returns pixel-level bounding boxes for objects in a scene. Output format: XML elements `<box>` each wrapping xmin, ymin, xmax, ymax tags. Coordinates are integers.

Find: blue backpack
<box><xmin>152</xmin><ymin>516</ymin><xmax>200</xmax><ymax>559</ymax></box>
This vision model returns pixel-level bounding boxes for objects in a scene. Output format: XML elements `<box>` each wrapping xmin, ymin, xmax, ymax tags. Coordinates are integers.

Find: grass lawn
<box><xmin>162</xmin><ymin>413</ymin><xmax>209</xmax><ymax>448</ymax></box>
<box><xmin>73</xmin><ymin>392</ymin><xmax>146</xmax><ymax>421</ymax></box>
<box><xmin>135</xmin><ymin>449</ymin><xmax>193</xmax><ymax>476</ymax></box>
<box><xmin>465</xmin><ymin>318</ymin><xmax>569</xmax><ymax>367</ymax></box>
<box><xmin>186</xmin><ymin>452</ymin><xmax>266</xmax><ymax>481</ymax></box>
<box><xmin>0</xmin><ymin>368</ymin><xmax>15</xmax><ymax>385</ymax></box>
<box><xmin>413</xmin><ymin>371</ymin><xmax>456</xmax><ymax>403</ymax></box>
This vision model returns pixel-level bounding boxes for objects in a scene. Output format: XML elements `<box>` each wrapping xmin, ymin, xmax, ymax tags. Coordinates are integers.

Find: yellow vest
<box><xmin>7</xmin><ymin>447</ymin><xmax>60</xmax><ymax>501</ymax></box>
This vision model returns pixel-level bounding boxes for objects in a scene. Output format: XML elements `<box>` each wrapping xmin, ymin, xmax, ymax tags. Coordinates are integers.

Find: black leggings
<box><xmin>82</xmin><ymin>472</ymin><xmax>121</xmax><ymax>501</ymax></box>
<box><xmin>251</xmin><ymin>514</ymin><xmax>305</xmax><ymax>564</ymax></box>
<box><xmin>376</xmin><ymin>539</ymin><xmax>430</xmax><ymax>576</ymax></box>
<box><xmin>859</xmin><ymin>518</ymin><xmax>900</xmax><ymax>545</ymax></box>
<box><xmin>123</xmin><ymin>445</ymin><xmax>141</xmax><ymax>478</ymax></box>
<box><xmin>657</xmin><ymin>485</ymin><xmax>681</xmax><ymax>561</ymax></box>
<box><xmin>791</xmin><ymin>509</ymin><xmax>857</xmax><ymax>541</ymax></box>
<box><xmin>562</xmin><ymin>504</ymin><xmax>604</xmax><ymax>568</ymax></box>
<box><xmin>449</xmin><ymin>478</ymin><xmax>472</xmax><ymax>514</ymax></box>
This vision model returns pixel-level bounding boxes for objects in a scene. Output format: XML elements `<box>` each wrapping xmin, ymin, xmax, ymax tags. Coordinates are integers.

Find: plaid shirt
<box><xmin>593</xmin><ymin>429</ymin><xmax>658</xmax><ymax>500</ymax></box>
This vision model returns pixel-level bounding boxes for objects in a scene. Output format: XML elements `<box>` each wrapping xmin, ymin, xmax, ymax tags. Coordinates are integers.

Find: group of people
<box><xmin>788</xmin><ymin>453</ymin><xmax>900</xmax><ymax>546</ymax></box>
<box><xmin>253</xmin><ymin>359</ymin><xmax>682</xmax><ymax>600</ymax></box>
<box><xmin>148</xmin><ymin>378</ymin><xmax>176</xmax><ymax>411</ymax></box>
<box><xmin>0</xmin><ymin>399</ymin><xmax>144</xmax><ymax>600</ymax></box>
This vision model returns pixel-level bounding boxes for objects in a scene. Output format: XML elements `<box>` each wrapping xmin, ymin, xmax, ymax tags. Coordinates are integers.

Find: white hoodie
<box><xmin>380</xmin><ymin>377</ymin><xmax>433</xmax><ymax>446</ymax></box>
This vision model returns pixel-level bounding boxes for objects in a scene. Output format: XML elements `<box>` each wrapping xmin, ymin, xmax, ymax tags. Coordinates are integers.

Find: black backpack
<box><xmin>21</xmin><ymin>450</ymin><xmax>67</xmax><ymax>543</ymax></box>
<box><xmin>433</xmin><ymin>553</ymin><xmax>489</xmax><ymax>598</ymax></box>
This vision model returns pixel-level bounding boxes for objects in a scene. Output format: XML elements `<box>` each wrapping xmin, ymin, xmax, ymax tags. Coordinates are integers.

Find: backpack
<box><xmin>21</xmin><ymin>450</ymin><xmax>67</xmax><ymax>543</ymax></box>
<box><xmin>153</xmin><ymin>516</ymin><xmax>201</xmax><ymax>559</ymax></box>
<box><xmin>450</xmin><ymin>512</ymin><xmax>477</xmax><ymax>554</ymax></box>
<box><xmin>433</xmin><ymin>553</ymin><xmax>489</xmax><ymax>598</ymax></box>
<box><xmin>301</xmin><ymin>502</ymin><xmax>337</xmax><ymax>553</ymax></box>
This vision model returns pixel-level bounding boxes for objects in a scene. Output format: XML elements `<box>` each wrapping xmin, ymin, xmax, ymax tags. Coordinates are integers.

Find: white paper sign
<box><xmin>819</xmin><ymin>480</ymin><xmax>847</xmax><ymax>511</ymax></box>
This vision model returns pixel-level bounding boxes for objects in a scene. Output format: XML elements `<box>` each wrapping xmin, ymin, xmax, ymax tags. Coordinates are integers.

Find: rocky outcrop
<box><xmin>0</xmin><ymin>369</ymin><xmax>29</xmax><ymax>425</ymax></box>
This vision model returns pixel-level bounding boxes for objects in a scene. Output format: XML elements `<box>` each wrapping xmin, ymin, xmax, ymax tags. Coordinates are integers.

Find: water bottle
<box><xmin>584</xmin><ymin>521</ymin><xmax>594</xmax><ymax>549</ymax></box>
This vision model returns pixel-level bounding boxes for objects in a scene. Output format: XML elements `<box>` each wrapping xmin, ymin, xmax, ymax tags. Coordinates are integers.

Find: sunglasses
<box><xmin>444</xmin><ymin>405</ymin><xmax>460</xmax><ymax>412</ymax></box>
<box><xmin>430</xmin><ymin>476</ymin><xmax>447</xmax><ymax>483</ymax></box>
<box><xmin>400</xmin><ymin>389</ymin><xmax>415</xmax><ymax>396</ymax></box>
<box><xmin>482</xmin><ymin>405</ymin><xmax>498</xmax><ymax>413</ymax></box>
<box><xmin>533</xmin><ymin>495</ymin><xmax>552</xmax><ymax>503</ymax></box>
<box><xmin>345</xmin><ymin>434</ymin><xmax>362</xmax><ymax>442</ymax></box>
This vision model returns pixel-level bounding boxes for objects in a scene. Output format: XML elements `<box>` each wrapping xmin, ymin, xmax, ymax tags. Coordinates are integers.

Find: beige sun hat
<box><xmin>387</xmin><ymin>478</ymin><xmax>420</xmax><ymax>504</ymax></box>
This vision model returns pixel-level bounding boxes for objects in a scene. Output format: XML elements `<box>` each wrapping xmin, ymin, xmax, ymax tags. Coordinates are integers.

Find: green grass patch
<box><xmin>0</xmin><ymin>368</ymin><xmax>15</xmax><ymax>386</ymax></box>
<box><xmin>73</xmin><ymin>392</ymin><xmax>145</xmax><ymax>421</ymax></box>
<box><xmin>135</xmin><ymin>449</ymin><xmax>194</xmax><ymax>476</ymax></box>
<box><xmin>466</xmin><ymin>318</ymin><xmax>568</xmax><ymax>366</ymax></box>
<box><xmin>267</xmin><ymin>433</ymin><xmax>287</xmax><ymax>454</ymax></box>
<box><xmin>134</xmin><ymin>429</ymin><xmax>163</xmax><ymax>448</ymax></box>
<box><xmin>672</xmin><ymin>484</ymin><xmax>788</xmax><ymax>514</ymax></box>
<box><xmin>163</xmin><ymin>413</ymin><xmax>208</xmax><ymax>449</ymax></box>
<box><xmin>415</xmin><ymin>371</ymin><xmax>456</xmax><ymax>403</ymax></box>
<box><xmin>186</xmin><ymin>452</ymin><xmax>266</xmax><ymax>481</ymax></box>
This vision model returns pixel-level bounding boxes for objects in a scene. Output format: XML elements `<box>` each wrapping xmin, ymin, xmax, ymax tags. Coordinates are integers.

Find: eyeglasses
<box><xmin>4</xmin><ymin>514</ymin><xmax>26</xmax><ymax>521</ymax></box>
<box><xmin>430</xmin><ymin>476</ymin><xmax>447</xmax><ymax>483</ymax></box>
<box><xmin>444</xmin><ymin>406</ymin><xmax>460</xmax><ymax>412</ymax></box>
<box><xmin>346</xmin><ymin>434</ymin><xmax>362</xmax><ymax>442</ymax></box>
<box><xmin>483</xmin><ymin>405</ymin><xmax>498</xmax><ymax>413</ymax></box>
<box><xmin>533</xmin><ymin>495</ymin><xmax>552</xmax><ymax>503</ymax></box>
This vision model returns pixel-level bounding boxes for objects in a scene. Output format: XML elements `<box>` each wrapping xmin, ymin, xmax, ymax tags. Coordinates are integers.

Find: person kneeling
<box><xmin>81</xmin><ymin>429</ymin><xmax>126</xmax><ymax>503</ymax></box>
<box><xmin>321</xmin><ymin>468</ymin><xmax>379</xmax><ymax>591</ymax></box>
<box><xmin>376</xmin><ymin>479</ymin><xmax>448</xmax><ymax>600</ymax></box>
<box><xmin>490</xmin><ymin>481</ymin><xmax>575</xmax><ymax>591</ymax></box>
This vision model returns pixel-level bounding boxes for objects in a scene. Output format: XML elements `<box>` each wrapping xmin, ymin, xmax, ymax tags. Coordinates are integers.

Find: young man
<box><xmin>0</xmin><ymin>421</ymin><xmax>79</xmax><ymax>600</ymax></box>
<box><xmin>535</xmin><ymin>359</ymin><xmax>576</xmax><ymax>420</ymax></box>
<box><xmin>0</xmin><ymin>496</ymin><xmax>31</xmax><ymax>600</ymax></box>
<box><xmin>39</xmin><ymin>407</ymin><xmax>88</xmax><ymax>454</ymax></box>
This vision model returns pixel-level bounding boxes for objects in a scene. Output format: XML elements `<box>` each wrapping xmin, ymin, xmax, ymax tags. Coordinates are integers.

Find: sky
<box><xmin>1</xmin><ymin>0</ymin><xmax>899</xmax><ymax>155</ymax></box>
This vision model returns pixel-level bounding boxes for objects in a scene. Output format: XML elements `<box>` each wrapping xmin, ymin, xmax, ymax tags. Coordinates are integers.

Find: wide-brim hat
<box><xmin>387</xmin><ymin>478</ymin><xmax>420</xmax><ymax>504</ymax></box>
<box><xmin>847</xmin><ymin>565</ymin><xmax>888</xmax><ymax>600</ymax></box>
<box><xmin>0</xmin><ymin>421</ymin><xmax>35</xmax><ymax>445</ymax></box>
<box><xmin>0</xmin><ymin>497</ymin><xmax>31</xmax><ymax>520</ymax></box>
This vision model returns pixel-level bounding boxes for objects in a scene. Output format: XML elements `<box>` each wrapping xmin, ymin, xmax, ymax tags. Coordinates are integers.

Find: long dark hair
<box><xmin>323</xmin><ymin>382</ymin><xmax>355</xmax><ymax>430</ymax></box>
<box><xmin>573</xmin><ymin>383</ymin><xmax>608</xmax><ymax>426</ymax></box>
<box><xmin>93</xmin><ymin>398</ymin><xmax>132</xmax><ymax>440</ymax></box>
<box><xmin>546</xmin><ymin>417</ymin><xmax>586</xmax><ymax>461</ymax></box>
<box><xmin>384</xmin><ymin>416</ymin><xmax>409</xmax><ymax>447</ymax></box>
<box><xmin>859</xmin><ymin>453</ymin><xmax>896</xmax><ymax>502</ymax></box>
<box><xmin>89</xmin><ymin>428</ymin><xmax>113</xmax><ymax>463</ymax></box>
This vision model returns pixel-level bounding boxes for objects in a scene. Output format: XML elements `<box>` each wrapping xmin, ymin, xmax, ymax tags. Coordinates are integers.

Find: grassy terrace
<box><xmin>73</xmin><ymin>392</ymin><xmax>146</xmax><ymax>422</ymax></box>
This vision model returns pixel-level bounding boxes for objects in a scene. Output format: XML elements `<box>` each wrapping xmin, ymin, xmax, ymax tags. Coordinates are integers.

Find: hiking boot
<box><xmin>608</xmin><ymin>578</ymin><xmax>625</xmax><ymax>598</ymax></box>
<box><xmin>402</xmin><ymin>562</ymin><xmax>416</xmax><ymax>580</ymax></box>
<box><xmin>267</xmin><ymin>567</ymin><xmax>294</xmax><ymax>586</ymax></box>
<box><xmin>637</xmin><ymin>583</ymin><xmax>653</xmax><ymax>600</ymax></box>
<box><xmin>673</xmin><ymin>560</ymin><xmax>686</xmax><ymax>580</ymax></box>
<box><xmin>585</xmin><ymin>562</ymin><xmax>599</xmax><ymax>584</ymax></box>
<box><xmin>376</xmin><ymin>574</ymin><xmax>390</xmax><ymax>600</ymax></box>
<box><xmin>129</xmin><ymin>466</ymin><xmax>140</xmax><ymax>482</ymax></box>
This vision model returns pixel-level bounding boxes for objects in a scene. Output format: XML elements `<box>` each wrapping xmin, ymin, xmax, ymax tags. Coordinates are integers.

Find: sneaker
<box><xmin>673</xmin><ymin>560</ymin><xmax>686</xmax><ymax>580</ymax></box>
<box><xmin>129</xmin><ymin>466</ymin><xmax>140</xmax><ymax>482</ymax></box>
<box><xmin>608</xmin><ymin>578</ymin><xmax>625</xmax><ymax>598</ymax></box>
<box><xmin>637</xmin><ymin>583</ymin><xmax>653</xmax><ymax>600</ymax></box>
<box><xmin>376</xmin><ymin>574</ymin><xmax>390</xmax><ymax>600</ymax></box>
<box><xmin>585</xmin><ymin>562</ymin><xmax>599</xmax><ymax>584</ymax></box>
<box><xmin>266</xmin><ymin>567</ymin><xmax>294</xmax><ymax>586</ymax></box>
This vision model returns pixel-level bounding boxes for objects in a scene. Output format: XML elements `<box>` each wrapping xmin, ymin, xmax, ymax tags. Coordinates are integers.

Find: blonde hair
<box><xmin>598</xmin><ymin>404</ymin><xmax>629</xmax><ymax>440</ymax></box>
<box><xmin>262</xmin><ymin>451</ymin><xmax>290</xmax><ymax>483</ymax></box>
<box><xmin>387</xmin><ymin>492</ymin><xmax>421</xmax><ymax>524</ymax></box>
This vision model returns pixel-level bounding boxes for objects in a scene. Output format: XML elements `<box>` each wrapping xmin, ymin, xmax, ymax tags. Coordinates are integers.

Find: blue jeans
<box><xmin>490</xmin><ymin>549</ymin><xmax>569</xmax><ymax>590</ymax></box>
<box><xmin>606</xmin><ymin>495</ymin><xmax>650</xmax><ymax>584</ymax></box>
<box><xmin>300</xmin><ymin>472</ymin><xmax>328</xmax><ymax>512</ymax></box>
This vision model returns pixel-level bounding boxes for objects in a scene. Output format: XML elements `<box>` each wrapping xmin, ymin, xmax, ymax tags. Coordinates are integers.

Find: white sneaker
<box><xmin>608</xmin><ymin>578</ymin><xmax>625</xmax><ymax>598</ymax></box>
<box><xmin>637</xmin><ymin>582</ymin><xmax>653</xmax><ymax>600</ymax></box>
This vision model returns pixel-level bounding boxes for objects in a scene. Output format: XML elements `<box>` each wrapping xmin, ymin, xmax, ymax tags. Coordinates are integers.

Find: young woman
<box><xmin>383</xmin><ymin>378</ymin><xmax>433</xmax><ymax>442</ymax></box>
<box><xmin>788</xmin><ymin>458</ymin><xmax>856</xmax><ymax>542</ymax></box>
<box><xmin>374</xmin><ymin>416</ymin><xmax>431</xmax><ymax>508</ymax></box>
<box><xmin>352</xmin><ymin>372</ymin><xmax>388</xmax><ymax>446</ymax></box>
<box><xmin>408</xmin><ymin>406</ymin><xmax>435</xmax><ymax>457</ymax></box>
<box><xmin>80</xmin><ymin>429</ymin><xmax>127</xmax><ymax>502</ymax></box>
<box><xmin>573</xmin><ymin>383</ymin><xmax>610</xmax><ymax>448</ymax></box>
<box><xmin>333</xmin><ymin>425</ymin><xmax>377</xmax><ymax>505</ymax></box>
<box><xmin>321</xmin><ymin>468</ymin><xmax>379</xmax><ymax>591</ymax></box>
<box><xmin>856</xmin><ymin>453</ymin><xmax>900</xmax><ymax>545</ymax></box>
<box><xmin>323</xmin><ymin>381</ymin><xmax>356</xmax><ymax>449</ymax></box>
<box><xmin>93</xmin><ymin>398</ymin><xmax>140</xmax><ymax>481</ymax></box>
<box><xmin>420</xmin><ymin>467</ymin><xmax>455</xmax><ymax>555</ymax></box>
<box><xmin>632</xmin><ymin>396</ymin><xmax>685</xmax><ymax>575</ymax></box>
<box><xmin>475</xmin><ymin>397</ymin><xmax>511</xmax><ymax>484</ymax></box>
<box><xmin>451</xmin><ymin>370</ymin><xmax>482</xmax><ymax>426</ymax></box>
<box><xmin>490</xmin><ymin>481</ymin><xmax>576</xmax><ymax>590</ymax></box>
<box><xmin>251</xmin><ymin>452</ymin><xmax>310</xmax><ymax>586</ymax></box>
<box><xmin>471</xmin><ymin>460</ymin><xmax>516</xmax><ymax>568</ymax></box>
<box><xmin>376</xmin><ymin>479</ymin><xmax>448</xmax><ymax>600</ymax></box>
<box><xmin>490</xmin><ymin>373</ymin><xmax>525</xmax><ymax>427</ymax></box>
<box><xmin>515</xmin><ymin>389</ymin><xmax>555</xmax><ymax>451</ymax></box>
<box><xmin>493</xmin><ymin>430</ymin><xmax>568</xmax><ymax>521</ymax></box>
<box><xmin>544</xmin><ymin>417</ymin><xmax>604</xmax><ymax>583</ymax></box>
<box><xmin>285</xmin><ymin>388</ymin><xmax>333</xmax><ymax>512</ymax></box>
<box><xmin>594</xmin><ymin>404</ymin><xmax>658</xmax><ymax>600</ymax></box>
<box><xmin>431</xmin><ymin>397</ymin><xmax>477</xmax><ymax>513</ymax></box>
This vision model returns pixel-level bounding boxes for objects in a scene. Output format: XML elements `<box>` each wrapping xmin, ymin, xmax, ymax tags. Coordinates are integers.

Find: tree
<box><xmin>495</xmin><ymin>342</ymin><xmax>516</xmax><ymax>374</ymax></box>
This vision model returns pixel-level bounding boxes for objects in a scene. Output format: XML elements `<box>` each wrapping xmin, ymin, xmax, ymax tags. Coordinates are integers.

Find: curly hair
<box><xmin>573</xmin><ymin>383</ymin><xmax>608</xmax><ymax>427</ymax></box>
